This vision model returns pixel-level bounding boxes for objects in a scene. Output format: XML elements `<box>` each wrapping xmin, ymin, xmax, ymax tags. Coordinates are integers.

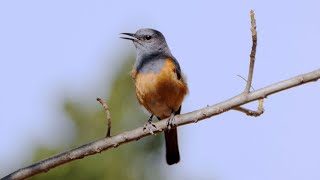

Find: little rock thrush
<box><xmin>121</xmin><ymin>28</ymin><xmax>188</xmax><ymax>165</ymax></box>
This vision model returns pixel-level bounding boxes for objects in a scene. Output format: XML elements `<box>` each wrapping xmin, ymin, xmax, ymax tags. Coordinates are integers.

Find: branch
<box><xmin>233</xmin><ymin>10</ymin><xmax>263</xmax><ymax>116</ymax></box>
<box><xmin>3</xmin><ymin>69</ymin><xmax>320</xmax><ymax>180</ymax></box>
<box><xmin>96</xmin><ymin>98</ymin><xmax>112</xmax><ymax>137</ymax></box>
<box><xmin>245</xmin><ymin>10</ymin><xmax>257</xmax><ymax>93</ymax></box>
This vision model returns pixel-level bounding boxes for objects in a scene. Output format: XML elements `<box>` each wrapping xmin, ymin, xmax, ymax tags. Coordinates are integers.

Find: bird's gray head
<box><xmin>120</xmin><ymin>28</ymin><xmax>171</xmax><ymax>57</ymax></box>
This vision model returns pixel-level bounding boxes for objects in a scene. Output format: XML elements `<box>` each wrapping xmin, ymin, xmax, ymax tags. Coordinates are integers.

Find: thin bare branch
<box><xmin>96</xmin><ymin>97</ymin><xmax>111</xmax><ymax>137</ymax></box>
<box><xmin>2</xmin><ymin>69</ymin><xmax>320</xmax><ymax>180</ymax></box>
<box><xmin>244</xmin><ymin>10</ymin><xmax>257</xmax><ymax>93</ymax></box>
<box><xmin>234</xmin><ymin>10</ymin><xmax>261</xmax><ymax>115</ymax></box>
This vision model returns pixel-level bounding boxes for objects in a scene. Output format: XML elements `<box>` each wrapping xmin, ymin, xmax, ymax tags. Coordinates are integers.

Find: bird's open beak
<box><xmin>120</xmin><ymin>33</ymin><xmax>138</xmax><ymax>41</ymax></box>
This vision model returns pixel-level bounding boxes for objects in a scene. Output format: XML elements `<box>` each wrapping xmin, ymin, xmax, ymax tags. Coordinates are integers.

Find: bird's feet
<box><xmin>143</xmin><ymin>116</ymin><xmax>156</xmax><ymax>134</ymax></box>
<box><xmin>167</xmin><ymin>113</ymin><xmax>176</xmax><ymax>130</ymax></box>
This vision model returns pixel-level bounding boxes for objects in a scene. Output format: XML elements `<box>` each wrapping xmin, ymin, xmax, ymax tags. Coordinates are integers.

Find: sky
<box><xmin>0</xmin><ymin>0</ymin><xmax>319</xmax><ymax>179</ymax></box>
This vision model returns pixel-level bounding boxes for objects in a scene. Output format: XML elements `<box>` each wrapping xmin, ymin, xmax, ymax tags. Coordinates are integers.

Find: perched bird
<box><xmin>121</xmin><ymin>28</ymin><xmax>188</xmax><ymax>165</ymax></box>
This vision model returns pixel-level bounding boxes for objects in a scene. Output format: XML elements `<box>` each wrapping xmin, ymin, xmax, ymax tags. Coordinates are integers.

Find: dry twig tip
<box><xmin>96</xmin><ymin>97</ymin><xmax>112</xmax><ymax>138</ymax></box>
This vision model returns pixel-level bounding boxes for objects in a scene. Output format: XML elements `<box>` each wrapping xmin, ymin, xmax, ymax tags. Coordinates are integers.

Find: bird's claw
<box><xmin>167</xmin><ymin>115</ymin><xmax>176</xmax><ymax>130</ymax></box>
<box><xmin>143</xmin><ymin>121</ymin><xmax>157</xmax><ymax>134</ymax></box>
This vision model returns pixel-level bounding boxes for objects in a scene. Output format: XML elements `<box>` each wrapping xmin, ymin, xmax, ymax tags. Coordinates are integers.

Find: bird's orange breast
<box><xmin>132</xmin><ymin>58</ymin><xmax>188</xmax><ymax>119</ymax></box>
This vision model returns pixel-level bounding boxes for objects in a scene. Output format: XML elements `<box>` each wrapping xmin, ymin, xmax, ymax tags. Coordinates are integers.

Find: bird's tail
<box><xmin>164</xmin><ymin>127</ymin><xmax>180</xmax><ymax>165</ymax></box>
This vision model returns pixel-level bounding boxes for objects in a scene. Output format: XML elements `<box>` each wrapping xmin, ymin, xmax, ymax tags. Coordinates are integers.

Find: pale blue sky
<box><xmin>0</xmin><ymin>1</ymin><xmax>319</xmax><ymax>179</ymax></box>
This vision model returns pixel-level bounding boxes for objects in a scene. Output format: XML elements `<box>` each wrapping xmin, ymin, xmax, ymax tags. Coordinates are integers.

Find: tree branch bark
<box><xmin>2</xmin><ymin>10</ymin><xmax>320</xmax><ymax>180</ymax></box>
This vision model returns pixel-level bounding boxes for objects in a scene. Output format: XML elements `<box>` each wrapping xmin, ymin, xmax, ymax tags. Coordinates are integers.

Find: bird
<box><xmin>120</xmin><ymin>28</ymin><xmax>188</xmax><ymax>165</ymax></box>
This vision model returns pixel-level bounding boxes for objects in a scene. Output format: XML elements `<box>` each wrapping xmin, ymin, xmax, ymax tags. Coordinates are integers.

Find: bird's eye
<box><xmin>145</xmin><ymin>35</ymin><xmax>152</xmax><ymax>40</ymax></box>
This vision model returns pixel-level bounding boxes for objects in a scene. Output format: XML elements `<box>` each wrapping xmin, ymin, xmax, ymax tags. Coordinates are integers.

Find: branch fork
<box><xmin>232</xmin><ymin>10</ymin><xmax>264</xmax><ymax>117</ymax></box>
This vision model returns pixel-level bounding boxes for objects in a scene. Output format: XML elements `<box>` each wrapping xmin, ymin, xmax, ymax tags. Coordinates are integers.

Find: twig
<box><xmin>244</xmin><ymin>10</ymin><xmax>257</xmax><ymax>93</ymax></box>
<box><xmin>96</xmin><ymin>98</ymin><xmax>111</xmax><ymax>137</ymax></box>
<box><xmin>234</xmin><ymin>10</ymin><xmax>262</xmax><ymax>116</ymax></box>
<box><xmin>2</xmin><ymin>69</ymin><xmax>319</xmax><ymax>180</ymax></box>
<box><xmin>237</xmin><ymin>74</ymin><xmax>255</xmax><ymax>91</ymax></box>
<box><xmin>233</xmin><ymin>99</ymin><xmax>264</xmax><ymax>117</ymax></box>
